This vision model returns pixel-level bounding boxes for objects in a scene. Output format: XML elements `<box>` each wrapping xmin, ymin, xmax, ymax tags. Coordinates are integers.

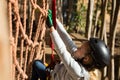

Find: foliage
<box><xmin>68</xmin><ymin>4</ymin><xmax>87</xmax><ymax>33</ymax></box>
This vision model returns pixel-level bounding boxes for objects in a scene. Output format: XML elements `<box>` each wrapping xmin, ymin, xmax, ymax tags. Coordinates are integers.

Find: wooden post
<box><xmin>0</xmin><ymin>0</ymin><xmax>12</xmax><ymax>80</ymax></box>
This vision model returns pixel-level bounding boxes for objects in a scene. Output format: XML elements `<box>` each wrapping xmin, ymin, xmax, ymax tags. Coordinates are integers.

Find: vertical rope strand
<box><xmin>8</xmin><ymin>0</ymin><xmax>48</xmax><ymax>79</ymax></box>
<box><xmin>24</xmin><ymin>5</ymin><xmax>35</xmax><ymax>77</ymax></box>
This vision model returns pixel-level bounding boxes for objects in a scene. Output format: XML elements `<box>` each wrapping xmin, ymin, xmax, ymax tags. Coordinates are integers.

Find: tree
<box><xmin>108</xmin><ymin>0</ymin><xmax>120</xmax><ymax>80</ymax></box>
<box><xmin>99</xmin><ymin>0</ymin><xmax>108</xmax><ymax>40</ymax></box>
<box><xmin>85</xmin><ymin>0</ymin><xmax>94</xmax><ymax>39</ymax></box>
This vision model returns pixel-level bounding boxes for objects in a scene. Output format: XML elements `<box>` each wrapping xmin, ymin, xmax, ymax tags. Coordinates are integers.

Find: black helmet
<box><xmin>89</xmin><ymin>38</ymin><xmax>110</xmax><ymax>68</ymax></box>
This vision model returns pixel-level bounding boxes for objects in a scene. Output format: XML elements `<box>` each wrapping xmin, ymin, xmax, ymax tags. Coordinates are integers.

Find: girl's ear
<box><xmin>83</xmin><ymin>56</ymin><xmax>89</xmax><ymax>62</ymax></box>
<box><xmin>83</xmin><ymin>55</ymin><xmax>93</xmax><ymax>64</ymax></box>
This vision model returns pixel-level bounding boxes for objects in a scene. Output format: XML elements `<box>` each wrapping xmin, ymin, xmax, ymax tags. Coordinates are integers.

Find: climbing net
<box><xmin>8</xmin><ymin>0</ymin><xmax>48</xmax><ymax>79</ymax></box>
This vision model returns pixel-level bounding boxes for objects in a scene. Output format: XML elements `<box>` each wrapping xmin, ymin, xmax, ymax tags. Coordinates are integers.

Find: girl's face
<box><xmin>74</xmin><ymin>42</ymin><xmax>93</xmax><ymax>64</ymax></box>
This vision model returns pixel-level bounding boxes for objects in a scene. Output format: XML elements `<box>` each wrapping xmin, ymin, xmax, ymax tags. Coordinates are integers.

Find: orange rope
<box><xmin>8</xmin><ymin>0</ymin><xmax>48</xmax><ymax>79</ymax></box>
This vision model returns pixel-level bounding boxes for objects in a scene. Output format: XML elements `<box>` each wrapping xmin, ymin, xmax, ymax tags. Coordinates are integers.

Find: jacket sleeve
<box><xmin>50</xmin><ymin>30</ymin><xmax>89</xmax><ymax>79</ymax></box>
<box><xmin>56</xmin><ymin>19</ymin><xmax>77</xmax><ymax>54</ymax></box>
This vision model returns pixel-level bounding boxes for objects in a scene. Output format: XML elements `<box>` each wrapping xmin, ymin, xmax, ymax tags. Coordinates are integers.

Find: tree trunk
<box><xmin>56</xmin><ymin>0</ymin><xmax>63</xmax><ymax>23</ymax></box>
<box><xmin>108</xmin><ymin>0</ymin><xmax>120</xmax><ymax>80</ymax></box>
<box><xmin>93</xmin><ymin>4</ymin><xmax>101</xmax><ymax>37</ymax></box>
<box><xmin>99</xmin><ymin>0</ymin><xmax>108</xmax><ymax>40</ymax></box>
<box><xmin>85</xmin><ymin>0</ymin><xmax>94</xmax><ymax>39</ymax></box>
<box><xmin>67</xmin><ymin>0</ymin><xmax>73</xmax><ymax>25</ymax></box>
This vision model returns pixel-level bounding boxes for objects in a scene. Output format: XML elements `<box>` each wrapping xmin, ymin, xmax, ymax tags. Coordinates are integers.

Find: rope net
<box><xmin>8</xmin><ymin>0</ymin><xmax>48</xmax><ymax>79</ymax></box>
